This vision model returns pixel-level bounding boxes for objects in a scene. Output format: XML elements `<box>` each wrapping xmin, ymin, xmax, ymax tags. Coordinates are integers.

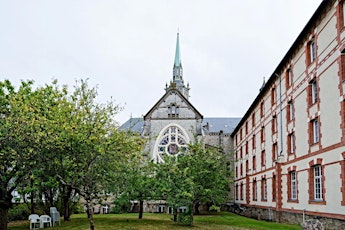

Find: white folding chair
<box><xmin>40</xmin><ymin>214</ymin><xmax>52</xmax><ymax>228</ymax></box>
<box><xmin>28</xmin><ymin>214</ymin><xmax>40</xmax><ymax>230</ymax></box>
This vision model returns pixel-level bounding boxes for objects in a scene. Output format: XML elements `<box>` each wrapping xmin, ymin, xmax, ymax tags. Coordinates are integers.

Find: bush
<box><xmin>8</xmin><ymin>204</ymin><xmax>30</xmax><ymax>221</ymax></box>
<box><xmin>177</xmin><ymin>211</ymin><xmax>193</xmax><ymax>226</ymax></box>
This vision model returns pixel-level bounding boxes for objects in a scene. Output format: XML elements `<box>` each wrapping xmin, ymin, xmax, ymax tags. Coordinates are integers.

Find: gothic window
<box><xmin>154</xmin><ymin>125</ymin><xmax>189</xmax><ymax>162</ymax></box>
<box><xmin>168</xmin><ymin>104</ymin><xmax>179</xmax><ymax>118</ymax></box>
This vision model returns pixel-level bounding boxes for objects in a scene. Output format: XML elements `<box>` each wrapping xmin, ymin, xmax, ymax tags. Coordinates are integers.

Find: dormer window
<box><xmin>168</xmin><ymin>104</ymin><xmax>179</xmax><ymax>118</ymax></box>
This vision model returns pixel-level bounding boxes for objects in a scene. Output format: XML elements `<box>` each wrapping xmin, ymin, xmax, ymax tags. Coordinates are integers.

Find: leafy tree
<box><xmin>54</xmin><ymin>80</ymin><xmax>144</xmax><ymax>230</ymax></box>
<box><xmin>114</xmin><ymin>153</ymin><xmax>156</xmax><ymax>219</ymax></box>
<box><xmin>155</xmin><ymin>141</ymin><xmax>231</xmax><ymax>226</ymax></box>
<box><xmin>0</xmin><ymin>80</ymin><xmax>65</xmax><ymax>230</ymax></box>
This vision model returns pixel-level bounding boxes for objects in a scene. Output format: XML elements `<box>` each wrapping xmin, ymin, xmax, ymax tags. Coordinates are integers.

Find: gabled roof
<box><xmin>143</xmin><ymin>86</ymin><xmax>203</xmax><ymax>120</ymax></box>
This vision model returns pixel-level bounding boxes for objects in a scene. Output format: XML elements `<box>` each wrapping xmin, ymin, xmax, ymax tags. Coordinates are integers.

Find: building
<box><xmin>121</xmin><ymin>33</ymin><xmax>240</xmax><ymax>162</ymax></box>
<box><xmin>231</xmin><ymin>0</ymin><xmax>345</xmax><ymax>228</ymax></box>
<box><xmin>121</xmin><ymin>33</ymin><xmax>240</xmax><ymax>213</ymax></box>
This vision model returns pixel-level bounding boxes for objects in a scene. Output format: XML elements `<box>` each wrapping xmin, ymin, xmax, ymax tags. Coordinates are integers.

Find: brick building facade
<box><xmin>231</xmin><ymin>1</ymin><xmax>345</xmax><ymax>228</ymax></box>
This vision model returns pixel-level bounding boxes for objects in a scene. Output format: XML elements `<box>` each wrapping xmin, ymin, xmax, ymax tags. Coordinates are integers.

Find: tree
<box><xmin>0</xmin><ymin>80</ymin><xmax>66</xmax><ymax>230</ymax></box>
<box><xmin>114</xmin><ymin>152</ymin><xmax>156</xmax><ymax>219</ymax></box>
<box><xmin>53</xmin><ymin>80</ymin><xmax>144</xmax><ymax>230</ymax></box>
<box><xmin>155</xmin><ymin>141</ymin><xmax>231</xmax><ymax>226</ymax></box>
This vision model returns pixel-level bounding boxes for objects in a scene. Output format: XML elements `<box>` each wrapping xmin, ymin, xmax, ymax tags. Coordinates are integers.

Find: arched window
<box><xmin>153</xmin><ymin>125</ymin><xmax>189</xmax><ymax>162</ymax></box>
<box><xmin>168</xmin><ymin>104</ymin><xmax>179</xmax><ymax>118</ymax></box>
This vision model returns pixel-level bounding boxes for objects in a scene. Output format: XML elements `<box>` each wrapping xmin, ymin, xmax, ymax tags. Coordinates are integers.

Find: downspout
<box><xmin>275</xmin><ymin>73</ymin><xmax>283</xmax><ymax>157</ymax></box>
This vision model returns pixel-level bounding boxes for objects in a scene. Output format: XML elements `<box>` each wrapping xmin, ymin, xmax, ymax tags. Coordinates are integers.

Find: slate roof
<box><xmin>202</xmin><ymin>117</ymin><xmax>241</xmax><ymax>134</ymax></box>
<box><xmin>120</xmin><ymin>117</ymin><xmax>241</xmax><ymax>135</ymax></box>
<box><xmin>119</xmin><ymin>118</ymin><xmax>145</xmax><ymax>133</ymax></box>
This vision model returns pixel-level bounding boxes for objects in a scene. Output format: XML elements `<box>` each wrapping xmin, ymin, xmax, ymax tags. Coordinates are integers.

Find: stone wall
<box><xmin>237</xmin><ymin>206</ymin><xmax>345</xmax><ymax>230</ymax></box>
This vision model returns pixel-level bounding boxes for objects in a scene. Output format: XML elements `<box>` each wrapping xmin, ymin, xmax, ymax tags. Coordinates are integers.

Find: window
<box><xmin>260</xmin><ymin>102</ymin><xmax>265</xmax><ymax>118</ymax></box>
<box><xmin>240</xmin><ymin>183</ymin><xmax>244</xmax><ymax>200</ymax></box>
<box><xmin>236</xmin><ymin>184</ymin><xmax>239</xmax><ymax>200</ymax></box>
<box><xmin>291</xmin><ymin>171</ymin><xmax>297</xmax><ymax>200</ymax></box>
<box><xmin>252</xmin><ymin>155</ymin><xmax>256</xmax><ymax>171</ymax></box>
<box><xmin>308</xmin><ymin>160</ymin><xmax>325</xmax><ymax>203</ymax></box>
<box><xmin>314</xmin><ymin>165</ymin><xmax>322</xmax><ymax>201</ymax></box>
<box><xmin>246</xmin><ymin>160</ymin><xmax>249</xmax><ymax>174</ymax></box>
<box><xmin>307</xmin><ymin>38</ymin><xmax>316</xmax><ymax>64</ymax></box>
<box><xmin>155</xmin><ymin>125</ymin><xmax>189</xmax><ymax>162</ymax></box>
<box><xmin>260</xmin><ymin>126</ymin><xmax>265</xmax><ymax>143</ymax></box>
<box><xmin>341</xmin><ymin>50</ymin><xmax>345</xmax><ymax>81</ymax></box>
<box><xmin>271</xmin><ymin>87</ymin><xmax>276</xmax><ymax>105</ymax></box>
<box><xmin>253</xmin><ymin>179</ymin><xmax>257</xmax><ymax>201</ymax></box>
<box><xmin>261</xmin><ymin>178</ymin><xmax>267</xmax><ymax>201</ymax></box>
<box><xmin>245</xmin><ymin>121</ymin><xmax>248</xmax><ymax>135</ymax></box>
<box><xmin>287</xmin><ymin>170</ymin><xmax>298</xmax><ymax>201</ymax></box>
<box><xmin>286</xmin><ymin>68</ymin><xmax>293</xmax><ymax>88</ymax></box>
<box><xmin>310</xmin><ymin>118</ymin><xmax>319</xmax><ymax>144</ymax></box>
<box><xmin>287</xmin><ymin>100</ymin><xmax>294</xmax><ymax>121</ymax></box>
<box><xmin>168</xmin><ymin>104</ymin><xmax>179</xmax><ymax>118</ymax></box>
<box><xmin>240</xmin><ymin>129</ymin><xmax>243</xmax><ymax>140</ymax></box>
<box><xmin>271</xmin><ymin>116</ymin><xmax>277</xmax><ymax>134</ymax></box>
<box><xmin>240</xmin><ymin>163</ymin><xmax>243</xmax><ymax>176</ymax></box>
<box><xmin>261</xmin><ymin>150</ymin><xmax>266</xmax><ymax>167</ymax></box>
<box><xmin>272</xmin><ymin>175</ymin><xmax>276</xmax><ymax>201</ymax></box>
<box><xmin>235</xmin><ymin>166</ymin><xmax>238</xmax><ymax>178</ymax></box>
<box><xmin>288</xmin><ymin>132</ymin><xmax>295</xmax><ymax>154</ymax></box>
<box><xmin>252</xmin><ymin>112</ymin><xmax>255</xmax><ymax>127</ymax></box>
<box><xmin>272</xmin><ymin>143</ymin><xmax>278</xmax><ymax>161</ymax></box>
<box><xmin>245</xmin><ymin>141</ymin><xmax>249</xmax><ymax>155</ymax></box>
<box><xmin>309</xmin><ymin>79</ymin><xmax>318</xmax><ymax>104</ymax></box>
<box><xmin>252</xmin><ymin>134</ymin><xmax>256</xmax><ymax>150</ymax></box>
<box><xmin>240</xmin><ymin>146</ymin><xmax>243</xmax><ymax>159</ymax></box>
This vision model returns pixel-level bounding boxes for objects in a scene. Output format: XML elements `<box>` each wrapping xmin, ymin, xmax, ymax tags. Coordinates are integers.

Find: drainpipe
<box><xmin>275</xmin><ymin>73</ymin><xmax>283</xmax><ymax>157</ymax></box>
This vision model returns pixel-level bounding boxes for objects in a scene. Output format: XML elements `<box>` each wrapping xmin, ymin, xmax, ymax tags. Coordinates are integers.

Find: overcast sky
<box><xmin>1</xmin><ymin>0</ymin><xmax>322</xmax><ymax>124</ymax></box>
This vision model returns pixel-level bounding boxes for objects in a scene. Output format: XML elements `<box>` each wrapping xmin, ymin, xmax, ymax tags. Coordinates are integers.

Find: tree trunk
<box><xmin>0</xmin><ymin>193</ymin><xmax>12</xmax><ymax>230</ymax></box>
<box><xmin>87</xmin><ymin>202</ymin><xmax>95</xmax><ymax>230</ymax></box>
<box><xmin>193</xmin><ymin>200</ymin><xmax>200</xmax><ymax>215</ymax></box>
<box><xmin>30</xmin><ymin>190</ymin><xmax>35</xmax><ymax>214</ymax></box>
<box><xmin>138</xmin><ymin>199</ymin><xmax>144</xmax><ymax>219</ymax></box>
<box><xmin>173</xmin><ymin>208</ymin><xmax>177</xmax><ymax>222</ymax></box>
<box><xmin>0</xmin><ymin>206</ymin><xmax>9</xmax><ymax>230</ymax></box>
<box><xmin>63</xmin><ymin>186</ymin><xmax>72</xmax><ymax>221</ymax></box>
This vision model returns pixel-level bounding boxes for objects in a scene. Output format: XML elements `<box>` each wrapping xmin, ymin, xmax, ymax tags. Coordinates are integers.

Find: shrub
<box><xmin>8</xmin><ymin>204</ymin><xmax>30</xmax><ymax>221</ymax></box>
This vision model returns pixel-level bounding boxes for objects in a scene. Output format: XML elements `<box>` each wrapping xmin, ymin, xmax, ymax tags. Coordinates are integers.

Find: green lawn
<box><xmin>9</xmin><ymin>212</ymin><xmax>300</xmax><ymax>230</ymax></box>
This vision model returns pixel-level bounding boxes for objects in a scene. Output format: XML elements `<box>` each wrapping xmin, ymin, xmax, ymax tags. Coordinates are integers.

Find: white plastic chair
<box><xmin>40</xmin><ymin>214</ymin><xmax>52</xmax><ymax>228</ymax></box>
<box><xmin>50</xmin><ymin>207</ymin><xmax>61</xmax><ymax>226</ymax></box>
<box><xmin>28</xmin><ymin>214</ymin><xmax>40</xmax><ymax>230</ymax></box>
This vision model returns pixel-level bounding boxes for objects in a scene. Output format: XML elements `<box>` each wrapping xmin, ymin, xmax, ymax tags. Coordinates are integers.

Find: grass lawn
<box><xmin>8</xmin><ymin>212</ymin><xmax>300</xmax><ymax>230</ymax></box>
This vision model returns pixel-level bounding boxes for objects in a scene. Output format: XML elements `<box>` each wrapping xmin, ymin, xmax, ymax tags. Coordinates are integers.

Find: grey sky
<box><xmin>0</xmin><ymin>0</ymin><xmax>322</xmax><ymax>124</ymax></box>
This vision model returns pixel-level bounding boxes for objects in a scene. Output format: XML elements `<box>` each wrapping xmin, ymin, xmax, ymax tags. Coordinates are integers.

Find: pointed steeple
<box><xmin>173</xmin><ymin>33</ymin><xmax>183</xmax><ymax>84</ymax></box>
<box><xmin>167</xmin><ymin>32</ymin><xmax>190</xmax><ymax>100</ymax></box>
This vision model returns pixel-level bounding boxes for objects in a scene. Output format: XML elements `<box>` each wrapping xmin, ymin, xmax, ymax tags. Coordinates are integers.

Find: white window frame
<box><xmin>291</xmin><ymin>171</ymin><xmax>297</xmax><ymax>200</ymax></box>
<box><xmin>263</xmin><ymin>179</ymin><xmax>267</xmax><ymax>200</ymax></box>
<box><xmin>311</xmin><ymin>80</ymin><xmax>318</xmax><ymax>104</ymax></box>
<box><xmin>312</xmin><ymin>119</ymin><xmax>319</xmax><ymax>143</ymax></box>
<box><xmin>309</xmin><ymin>39</ymin><xmax>316</xmax><ymax>63</ymax></box>
<box><xmin>314</xmin><ymin>165</ymin><xmax>322</xmax><ymax>200</ymax></box>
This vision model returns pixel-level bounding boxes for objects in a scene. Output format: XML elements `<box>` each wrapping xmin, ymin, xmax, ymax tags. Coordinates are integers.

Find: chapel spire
<box><xmin>173</xmin><ymin>33</ymin><xmax>183</xmax><ymax>84</ymax></box>
<box><xmin>169</xmin><ymin>33</ymin><xmax>190</xmax><ymax>99</ymax></box>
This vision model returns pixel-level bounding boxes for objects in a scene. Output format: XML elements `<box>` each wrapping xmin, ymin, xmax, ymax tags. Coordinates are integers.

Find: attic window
<box><xmin>168</xmin><ymin>104</ymin><xmax>179</xmax><ymax>118</ymax></box>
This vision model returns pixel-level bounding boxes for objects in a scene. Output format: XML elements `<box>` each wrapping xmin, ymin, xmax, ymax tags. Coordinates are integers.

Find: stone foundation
<box><xmin>237</xmin><ymin>207</ymin><xmax>345</xmax><ymax>230</ymax></box>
